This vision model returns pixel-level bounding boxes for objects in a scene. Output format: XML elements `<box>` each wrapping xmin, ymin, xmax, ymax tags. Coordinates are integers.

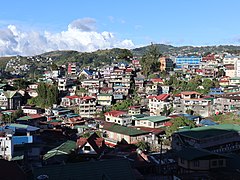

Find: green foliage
<box><xmin>166</xmin><ymin>74</ymin><xmax>219</xmax><ymax>94</ymax></box>
<box><xmin>112</xmin><ymin>99</ymin><xmax>133</xmax><ymax>111</ymax></box>
<box><xmin>212</xmin><ymin>113</ymin><xmax>240</xmax><ymax>124</ymax></box>
<box><xmin>148</xmin><ymin>74</ymin><xmax>159</xmax><ymax>79</ymax></box>
<box><xmin>136</xmin><ymin>141</ymin><xmax>150</xmax><ymax>152</ymax></box>
<box><xmin>140</xmin><ymin>44</ymin><xmax>161</xmax><ymax>76</ymax></box>
<box><xmin>166</xmin><ymin>117</ymin><xmax>196</xmax><ymax>137</ymax></box>
<box><xmin>13</xmin><ymin>78</ymin><xmax>30</xmax><ymax>90</ymax></box>
<box><xmin>161</xmin><ymin>105</ymin><xmax>171</xmax><ymax>116</ymax></box>
<box><xmin>1</xmin><ymin>109</ymin><xmax>23</xmax><ymax>123</ymax></box>
<box><xmin>81</xmin><ymin>132</ymin><xmax>91</xmax><ymax>138</ymax></box>
<box><xmin>27</xmin><ymin>82</ymin><xmax>58</xmax><ymax>108</ymax></box>
<box><xmin>50</xmin><ymin>63</ymin><xmax>58</xmax><ymax>71</ymax></box>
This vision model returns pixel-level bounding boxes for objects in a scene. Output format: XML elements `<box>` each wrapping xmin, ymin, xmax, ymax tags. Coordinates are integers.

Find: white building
<box><xmin>148</xmin><ymin>94</ymin><xmax>171</xmax><ymax>116</ymax></box>
<box><xmin>58</xmin><ymin>78</ymin><xmax>74</xmax><ymax>91</ymax></box>
<box><xmin>79</xmin><ymin>96</ymin><xmax>97</xmax><ymax>118</ymax></box>
<box><xmin>104</xmin><ymin>110</ymin><xmax>132</xmax><ymax>126</ymax></box>
<box><xmin>0</xmin><ymin>134</ymin><xmax>13</xmax><ymax>160</ymax></box>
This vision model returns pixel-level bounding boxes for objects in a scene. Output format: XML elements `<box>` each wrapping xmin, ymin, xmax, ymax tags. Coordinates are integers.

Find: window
<box><xmin>218</xmin><ymin>160</ymin><xmax>224</xmax><ymax>166</ymax></box>
<box><xmin>211</xmin><ymin>160</ymin><xmax>217</xmax><ymax>166</ymax></box>
<box><xmin>84</xmin><ymin>146</ymin><xmax>91</xmax><ymax>151</ymax></box>
<box><xmin>180</xmin><ymin>158</ymin><xmax>185</xmax><ymax>164</ymax></box>
<box><xmin>193</xmin><ymin>160</ymin><xmax>199</xmax><ymax>167</ymax></box>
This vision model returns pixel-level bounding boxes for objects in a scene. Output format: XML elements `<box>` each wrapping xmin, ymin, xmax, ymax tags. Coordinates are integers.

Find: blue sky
<box><xmin>0</xmin><ymin>0</ymin><xmax>240</xmax><ymax>55</ymax></box>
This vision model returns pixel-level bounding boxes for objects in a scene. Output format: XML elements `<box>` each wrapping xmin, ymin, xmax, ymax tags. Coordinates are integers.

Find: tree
<box><xmin>140</xmin><ymin>44</ymin><xmax>161</xmax><ymax>76</ymax></box>
<box><xmin>13</xmin><ymin>79</ymin><xmax>30</xmax><ymax>90</ymax></box>
<box><xmin>166</xmin><ymin>117</ymin><xmax>196</xmax><ymax>137</ymax></box>
<box><xmin>112</xmin><ymin>99</ymin><xmax>133</xmax><ymax>111</ymax></box>
<box><xmin>28</xmin><ymin>83</ymin><xmax>58</xmax><ymax>108</ymax></box>
<box><xmin>161</xmin><ymin>105</ymin><xmax>169</xmax><ymax>116</ymax></box>
<box><xmin>136</xmin><ymin>141</ymin><xmax>150</xmax><ymax>152</ymax></box>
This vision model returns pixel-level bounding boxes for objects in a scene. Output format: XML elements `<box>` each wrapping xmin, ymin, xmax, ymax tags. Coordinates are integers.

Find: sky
<box><xmin>0</xmin><ymin>0</ymin><xmax>240</xmax><ymax>56</ymax></box>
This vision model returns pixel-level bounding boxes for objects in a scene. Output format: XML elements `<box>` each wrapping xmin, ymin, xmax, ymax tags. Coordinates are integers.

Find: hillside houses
<box><xmin>3</xmin><ymin>49</ymin><xmax>240</xmax><ymax>179</ymax></box>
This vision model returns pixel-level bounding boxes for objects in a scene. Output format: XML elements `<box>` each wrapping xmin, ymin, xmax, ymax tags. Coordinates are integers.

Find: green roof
<box><xmin>97</xmin><ymin>93</ymin><xmax>112</xmax><ymax>96</ymax></box>
<box><xmin>230</xmin><ymin>77</ymin><xmax>240</xmax><ymax>80</ymax></box>
<box><xmin>177</xmin><ymin>147</ymin><xmax>228</xmax><ymax>161</ymax></box>
<box><xmin>104</xmin><ymin>124</ymin><xmax>148</xmax><ymax>136</ymax></box>
<box><xmin>135</xmin><ymin>116</ymin><xmax>170</xmax><ymax>123</ymax></box>
<box><xmin>0</xmin><ymin>84</ymin><xmax>6</xmax><ymax>88</ymax></box>
<box><xmin>132</xmin><ymin>114</ymin><xmax>149</xmax><ymax>119</ymax></box>
<box><xmin>43</xmin><ymin>140</ymin><xmax>76</xmax><ymax>160</ymax></box>
<box><xmin>9</xmin><ymin>123</ymin><xmax>28</xmax><ymax>129</ymax></box>
<box><xmin>33</xmin><ymin>159</ymin><xmax>135</xmax><ymax>180</ymax></box>
<box><xmin>17</xmin><ymin>116</ymin><xmax>32</xmax><ymax>121</ymax></box>
<box><xmin>3</xmin><ymin>90</ymin><xmax>17</xmax><ymax>98</ymax></box>
<box><xmin>177</xmin><ymin>124</ymin><xmax>240</xmax><ymax>139</ymax></box>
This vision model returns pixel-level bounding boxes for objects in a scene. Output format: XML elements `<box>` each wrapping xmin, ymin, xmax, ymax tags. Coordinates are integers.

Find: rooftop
<box><xmin>177</xmin><ymin>124</ymin><xmax>240</xmax><ymax>139</ymax></box>
<box><xmin>177</xmin><ymin>147</ymin><xmax>228</xmax><ymax>161</ymax></box>
<box><xmin>33</xmin><ymin>159</ymin><xmax>135</xmax><ymax>180</ymax></box>
<box><xmin>135</xmin><ymin>116</ymin><xmax>170</xmax><ymax>123</ymax></box>
<box><xmin>43</xmin><ymin>140</ymin><xmax>76</xmax><ymax>160</ymax></box>
<box><xmin>104</xmin><ymin>124</ymin><xmax>148</xmax><ymax>136</ymax></box>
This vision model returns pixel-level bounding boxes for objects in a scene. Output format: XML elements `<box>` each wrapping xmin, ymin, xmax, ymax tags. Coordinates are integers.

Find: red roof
<box><xmin>196</xmin><ymin>69</ymin><xmax>203</xmax><ymax>73</ymax></box>
<box><xmin>29</xmin><ymin>114</ymin><xmax>43</xmax><ymax>119</ymax></box>
<box><xmin>181</xmin><ymin>91</ymin><xmax>200</xmax><ymax>95</ymax></box>
<box><xmin>202</xmin><ymin>54</ymin><xmax>215</xmax><ymax>61</ymax></box>
<box><xmin>104</xmin><ymin>110</ymin><xmax>126</xmax><ymax>117</ymax></box>
<box><xmin>151</xmin><ymin>78</ymin><xmax>163</xmax><ymax>83</ymax></box>
<box><xmin>125</xmin><ymin>68</ymin><xmax>133</xmax><ymax>72</ymax></box>
<box><xmin>128</xmin><ymin>106</ymin><xmax>141</xmax><ymax>109</ymax></box>
<box><xmin>77</xmin><ymin>133</ymin><xmax>106</xmax><ymax>154</ymax></box>
<box><xmin>81</xmin><ymin>96</ymin><xmax>95</xmax><ymax>100</ymax></box>
<box><xmin>65</xmin><ymin>95</ymin><xmax>81</xmax><ymax>99</ymax></box>
<box><xmin>148</xmin><ymin>94</ymin><xmax>170</xmax><ymax>101</ymax></box>
<box><xmin>164</xmin><ymin>121</ymin><xmax>173</xmax><ymax>127</ymax></box>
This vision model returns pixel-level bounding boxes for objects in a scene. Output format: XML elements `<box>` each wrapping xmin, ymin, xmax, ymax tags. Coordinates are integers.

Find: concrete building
<box><xmin>79</xmin><ymin>96</ymin><xmax>97</xmax><ymax>118</ymax></box>
<box><xmin>175</xmin><ymin>56</ymin><xmax>201</xmax><ymax>69</ymax></box>
<box><xmin>159</xmin><ymin>57</ymin><xmax>173</xmax><ymax>71</ymax></box>
<box><xmin>172</xmin><ymin>124</ymin><xmax>240</xmax><ymax>154</ymax></box>
<box><xmin>148</xmin><ymin>94</ymin><xmax>171</xmax><ymax>116</ymax></box>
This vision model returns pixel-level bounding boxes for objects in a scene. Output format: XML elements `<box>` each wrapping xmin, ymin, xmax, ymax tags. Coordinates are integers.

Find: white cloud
<box><xmin>0</xmin><ymin>18</ymin><xmax>135</xmax><ymax>56</ymax></box>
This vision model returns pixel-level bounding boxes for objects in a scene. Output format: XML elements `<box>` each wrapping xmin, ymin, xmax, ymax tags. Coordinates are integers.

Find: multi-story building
<box><xmin>225</xmin><ymin>64</ymin><xmax>235</xmax><ymax>78</ymax></box>
<box><xmin>97</xmin><ymin>94</ymin><xmax>112</xmax><ymax>106</ymax></box>
<box><xmin>175</xmin><ymin>56</ymin><xmax>201</xmax><ymax>69</ymax></box>
<box><xmin>172</xmin><ymin>124</ymin><xmax>240</xmax><ymax>154</ymax></box>
<box><xmin>67</xmin><ymin>62</ymin><xmax>78</xmax><ymax>75</ymax></box>
<box><xmin>0</xmin><ymin>133</ymin><xmax>13</xmax><ymax>160</ymax></box>
<box><xmin>159</xmin><ymin>57</ymin><xmax>173</xmax><ymax>71</ymax></box>
<box><xmin>104</xmin><ymin>110</ymin><xmax>132</xmax><ymax>126</ymax></box>
<box><xmin>229</xmin><ymin>77</ymin><xmax>240</xmax><ymax>85</ymax></box>
<box><xmin>0</xmin><ymin>90</ymin><xmax>22</xmax><ymax>110</ymax></box>
<box><xmin>173</xmin><ymin>91</ymin><xmax>212</xmax><ymax>117</ymax></box>
<box><xmin>235</xmin><ymin>59</ymin><xmax>240</xmax><ymax>77</ymax></box>
<box><xmin>134</xmin><ymin>115</ymin><xmax>170</xmax><ymax>128</ymax></box>
<box><xmin>148</xmin><ymin>94</ymin><xmax>171</xmax><ymax>116</ymax></box>
<box><xmin>61</xmin><ymin>95</ymin><xmax>81</xmax><ymax>107</ymax></box>
<box><xmin>128</xmin><ymin>106</ymin><xmax>141</xmax><ymax>115</ymax></box>
<box><xmin>58</xmin><ymin>78</ymin><xmax>74</xmax><ymax>91</ymax></box>
<box><xmin>79</xmin><ymin>96</ymin><xmax>97</xmax><ymax>118</ymax></box>
<box><xmin>213</xmin><ymin>95</ymin><xmax>240</xmax><ymax>114</ymax></box>
<box><xmin>223</xmin><ymin>55</ymin><xmax>240</xmax><ymax>65</ymax></box>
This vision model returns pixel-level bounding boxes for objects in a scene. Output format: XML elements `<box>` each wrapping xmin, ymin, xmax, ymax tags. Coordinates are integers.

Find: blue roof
<box><xmin>176</xmin><ymin>56</ymin><xmax>202</xmax><ymax>58</ymax></box>
<box><xmin>200</xmin><ymin>119</ymin><xmax>218</xmax><ymax>126</ymax></box>
<box><xmin>83</xmin><ymin>69</ymin><xmax>93</xmax><ymax>76</ymax></box>
<box><xmin>5</xmin><ymin>123</ymin><xmax>39</xmax><ymax>132</ymax></box>
<box><xmin>118</xmin><ymin>62</ymin><xmax>128</xmax><ymax>66</ymax></box>
<box><xmin>179</xmin><ymin>114</ymin><xmax>201</xmax><ymax>120</ymax></box>
<box><xmin>12</xmin><ymin>136</ymin><xmax>33</xmax><ymax>145</ymax></box>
